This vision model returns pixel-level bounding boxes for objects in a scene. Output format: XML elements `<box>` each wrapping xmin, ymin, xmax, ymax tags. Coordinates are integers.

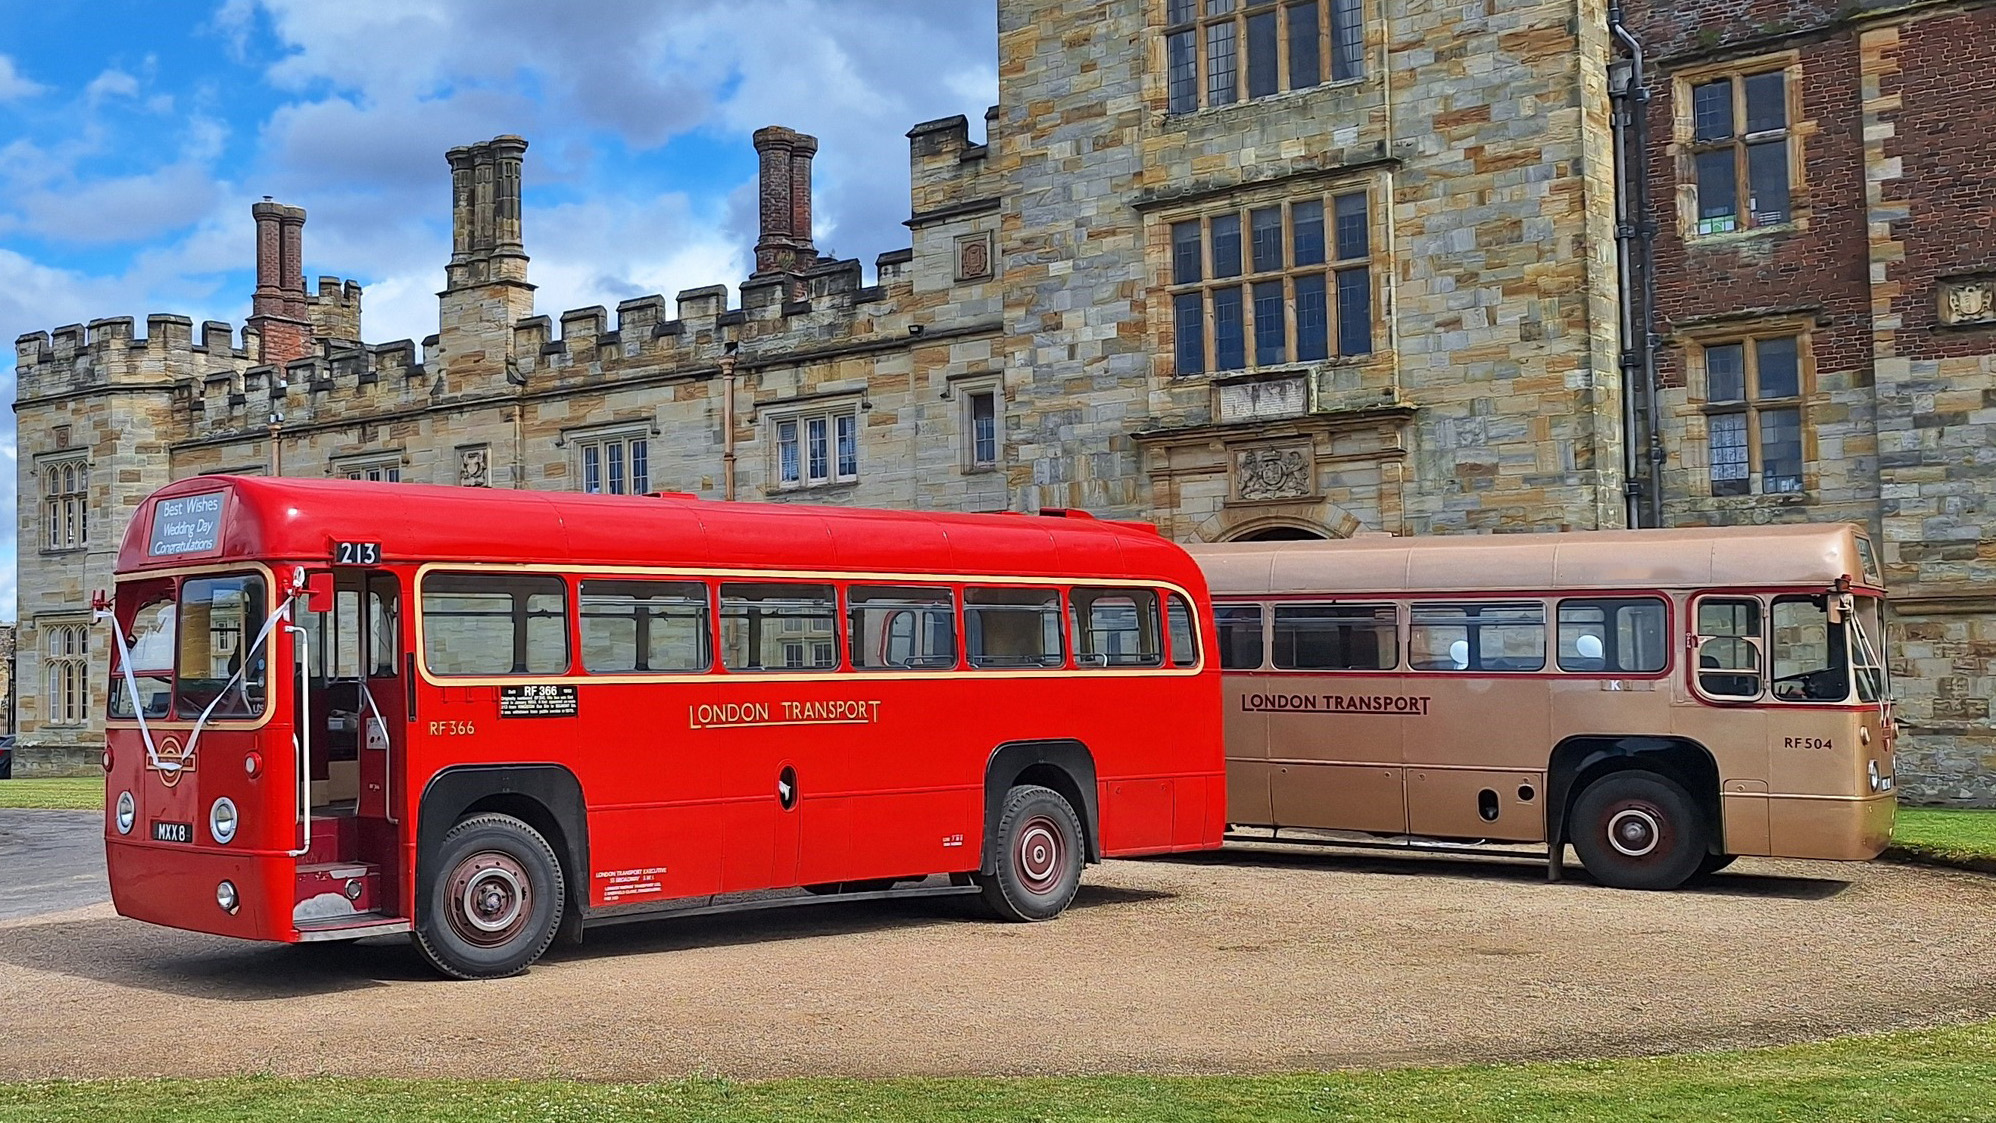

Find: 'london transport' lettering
<box><xmin>690</xmin><ymin>699</ymin><xmax>883</xmax><ymax>729</ymax></box>
<box><xmin>1239</xmin><ymin>692</ymin><xmax>1432</xmax><ymax>716</ymax></box>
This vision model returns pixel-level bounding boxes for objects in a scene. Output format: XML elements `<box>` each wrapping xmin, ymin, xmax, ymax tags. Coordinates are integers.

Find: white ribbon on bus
<box><xmin>97</xmin><ymin>598</ymin><xmax>294</xmax><ymax>779</ymax></box>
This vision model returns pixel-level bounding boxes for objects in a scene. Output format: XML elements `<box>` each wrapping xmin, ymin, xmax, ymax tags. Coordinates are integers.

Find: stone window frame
<box><xmin>1163</xmin><ymin>0</ymin><xmax>1364</xmax><ymax>114</ymax></box>
<box><xmin>1671</xmin><ymin>51</ymin><xmax>1808</xmax><ymax>242</ymax></box>
<box><xmin>42</xmin><ymin>617</ymin><xmax>90</xmax><ymax>727</ymax></box>
<box><xmin>568</xmin><ymin>424</ymin><xmax>652</xmax><ymax>497</ymax></box>
<box><xmin>951</xmin><ymin>374</ymin><xmax>1004</xmax><ymax>473</ymax></box>
<box><xmin>766</xmin><ymin>400</ymin><xmax>862</xmax><ymax>492</ymax></box>
<box><xmin>336</xmin><ymin>454</ymin><xmax>405</xmax><ymax>484</ymax></box>
<box><xmin>1161</xmin><ymin>182</ymin><xmax>1378</xmax><ymax>377</ymax></box>
<box><xmin>40</xmin><ymin>454</ymin><xmax>89</xmax><ymax>554</ymax></box>
<box><xmin>1684</xmin><ymin>318</ymin><xmax>1815</xmax><ymax>499</ymax></box>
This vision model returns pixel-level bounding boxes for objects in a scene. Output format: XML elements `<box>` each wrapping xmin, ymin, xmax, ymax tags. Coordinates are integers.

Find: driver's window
<box><xmin>1695</xmin><ymin>597</ymin><xmax>1762</xmax><ymax>700</ymax></box>
<box><xmin>1770</xmin><ymin>596</ymin><xmax>1849</xmax><ymax>702</ymax></box>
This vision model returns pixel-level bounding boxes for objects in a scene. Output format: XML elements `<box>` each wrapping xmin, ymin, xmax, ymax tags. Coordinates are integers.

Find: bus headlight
<box><xmin>216</xmin><ymin>880</ymin><xmax>239</xmax><ymax>914</ymax></box>
<box><xmin>209</xmin><ymin>798</ymin><xmax>239</xmax><ymax>845</ymax></box>
<box><xmin>1868</xmin><ymin>760</ymin><xmax>1894</xmax><ymax>793</ymax></box>
<box><xmin>115</xmin><ymin>791</ymin><xmax>135</xmax><ymax>835</ymax></box>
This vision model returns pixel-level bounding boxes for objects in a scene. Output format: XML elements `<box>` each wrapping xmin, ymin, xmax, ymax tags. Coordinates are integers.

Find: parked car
<box><xmin>0</xmin><ymin>734</ymin><xmax>14</xmax><ymax>779</ymax></box>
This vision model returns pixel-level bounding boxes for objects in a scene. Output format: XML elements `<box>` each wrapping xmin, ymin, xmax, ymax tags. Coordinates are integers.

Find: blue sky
<box><xmin>0</xmin><ymin>0</ymin><xmax>999</xmax><ymax>619</ymax></box>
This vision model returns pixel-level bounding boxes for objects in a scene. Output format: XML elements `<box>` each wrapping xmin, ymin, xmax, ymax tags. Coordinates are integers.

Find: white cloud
<box><xmin>84</xmin><ymin>68</ymin><xmax>141</xmax><ymax>104</ymax></box>
<box><xmin>0</xmin><ymin>55</ymin><xmax>45</xmax><ymax>102</ymax></box>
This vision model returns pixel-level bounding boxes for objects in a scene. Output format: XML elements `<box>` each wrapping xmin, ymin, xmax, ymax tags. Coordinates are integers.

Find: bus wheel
<box><xmin>1694</xmin><ymin>852</ymin><xmax>1738</xmax><ymax>880</ymax></box>
<box><xmin>977</xmin><ymin>784</ymin><xmax>1084</xmax><ymax>922</ymax></box>
<box><xmin>1569</xmin><ymin>772</ymin><xmax>1707</xmax><ymax>891</ymax></box>
<box><xmin>414</xmin><ymin>813</ymin><xmax>565</xmax><ymax>980</ymax></box>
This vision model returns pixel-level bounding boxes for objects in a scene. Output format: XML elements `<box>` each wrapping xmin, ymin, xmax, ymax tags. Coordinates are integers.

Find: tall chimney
<box><xmin>752</xmin><ymin>126</ymin><xmax>818</xmax><ymax>276</ymax></box>
<box><xmin>437</xmin><ymin>135</ymin><xmax>536</xmax><ymax>378</ymax></box>
<box><xmin>248</xmin><ymin>199</ymin><xmax>314</xmax><ymax>365</ymax></box>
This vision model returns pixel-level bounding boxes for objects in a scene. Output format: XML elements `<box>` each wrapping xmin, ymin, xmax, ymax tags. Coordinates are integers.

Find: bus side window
<box><xmin>964</xmin><ymin>587</ymin><xmax>1063</xmax><ymax>669</ymax></box>
<box><xmin>1693</xmin><ymin>596</ymin><xmax>1763</xmax><ymax>699</ymax></box>
<box><xmin>1557</xmin><ymin>598</ymin><xmax>1667</xmax><ymax>673</ymax></box>
<box><xmin>1272</xmin><ymin>604</ymin><xmax>1398</xmax><ymax>670</ymax></box>
<box><xmin>422</xmin><ymin>573</ymin><xmax>570</xmax><ymax>676</ymax></box>
<box><xmin>1213</xmin><ymin>605</ymin><xmax>1265</xmax><ymax>669</ymax></box>
<box><xmin>579</xmin><ymin>580</ymin><xmax>711</xmax><ymax>673</ymax></box>
<box><xmin>719</xmin><ymin>583</ymin><xmax>839</xmax><ymax>672</ymax></box>
<box><xmin>1409</xmin><ymin>602</ymin><xmax>1546</xmax><ymax>672</ymax></box>
<box><xmin>849</xmin><ymin>585</ymin><xmax>957</xmax><ymax>670</ymax></box>
<box><xmin>1068</xmin><ymin>587</ymin><xmax>1163</xmax><ymax>669</ymax></box>
<box><xmin>1165</xmin><ymin>593</ymin><xmax>1199</xmax><ymax>668</ymax></box>
<box><xmin>367</xmin><ymin>574</ymin><xmax>400</xmax><ymax>679</ymax></box>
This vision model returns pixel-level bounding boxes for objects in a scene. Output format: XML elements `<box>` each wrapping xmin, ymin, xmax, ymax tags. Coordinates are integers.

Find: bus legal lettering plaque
<box><xmin>499</xmin><ymin>684</ymin><xmax>579</xmax><ymax>718</ymax></box>
<box><xmin>147</xmin><ymin>492</ymin><xmax>226</xmax><ymax>557</ymax></box>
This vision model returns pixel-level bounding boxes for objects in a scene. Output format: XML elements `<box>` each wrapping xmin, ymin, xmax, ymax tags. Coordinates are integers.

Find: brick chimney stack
<box><xmin>249</xmin><ymin>199</ymin><xmax>314</xmax><ymax>365</ymax></box>
<box><xmin>751</xmin><ymin>126</ymin><xmax>819</xmax><ymax>276</ymax></box>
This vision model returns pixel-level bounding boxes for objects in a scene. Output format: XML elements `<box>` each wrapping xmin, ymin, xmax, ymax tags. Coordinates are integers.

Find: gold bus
<box><xmin>1188</xmin><ymin>524</ymin><xmax>1895</xmax><ymax>889</ymax></box>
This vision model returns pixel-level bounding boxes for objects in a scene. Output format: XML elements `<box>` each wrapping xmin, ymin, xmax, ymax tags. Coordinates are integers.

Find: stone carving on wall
<box><xmin>458</xmin><ymin>445</ymin><xmax>490</xmax><ymax>488</ymax></box>
<box><xmin>1939</xmin><ymin>276</ymin><xmax>1996</xmax><ymax>327</ymax></box>
<box><xmin>1215</xmin><ymin>375</ymin><xmax>1308</xmax><ymax>423</ymax></box>
<box><xmin>1235</xmin><ymin>445</ymin><xmax>1313</xmax><ymax>501</ymax></box>
<box><xmin>955</xmin><ymin>232</ymin><xmax>993</xmax><ymax>281</ymax></box>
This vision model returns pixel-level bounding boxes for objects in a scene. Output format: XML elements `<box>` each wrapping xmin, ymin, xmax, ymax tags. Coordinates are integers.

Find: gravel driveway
<box><xmin>1</xmin><ymin>846</ymin><xmax>1991</xmax><ymax>1080</ymax></box>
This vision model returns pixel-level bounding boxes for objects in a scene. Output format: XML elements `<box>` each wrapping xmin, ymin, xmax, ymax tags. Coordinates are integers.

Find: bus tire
<box><xmin>977</xmin><ymin>784</ymin><xmax>1084</xmax><ymax>922</ymax></box>
<box><xmin>414</xmin><ymin>813</ymin><xmax>565</xmax><ymax>980</ymax></box>
<box><xmin>1569</xmin><ymin>772</ymin><xmax>1707</xmax><ymax>891</ymax></box>
<box><xmin>1693</xmin><ymin>852</ymin><xmax>1738</xmax><ymax>880</ymax></box>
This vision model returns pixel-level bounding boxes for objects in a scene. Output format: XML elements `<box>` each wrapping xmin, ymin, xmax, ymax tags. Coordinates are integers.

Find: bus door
<box><xmin>296</xmin><ymin>569</ymin><xmax>407</xmax><ymax>869</ymax></box>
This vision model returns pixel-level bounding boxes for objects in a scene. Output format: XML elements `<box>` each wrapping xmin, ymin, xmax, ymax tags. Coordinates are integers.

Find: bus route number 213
<box><xmin>333</xmin><ymin>541</ymin><xmax>381</xmax><ymax>565</ymax></box>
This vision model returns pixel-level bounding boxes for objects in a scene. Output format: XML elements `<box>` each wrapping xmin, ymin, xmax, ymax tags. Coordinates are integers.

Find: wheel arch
<box><xmin>1547</xmin><ymin>736</ymin><xmax>1724</xmax><ymax>855</ymax></box>
<box><xmin>417</xmin><ymin>764</ymin><xmax>590</xmax><ymax>916</ymax></box>
<box><xmin>981</xmin><ymin>739</ymin><xmax>1099</xmax><ymax>873</ymax></box>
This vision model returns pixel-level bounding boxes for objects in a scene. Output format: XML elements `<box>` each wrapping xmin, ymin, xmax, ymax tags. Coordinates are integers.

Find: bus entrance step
<box><xmin>300</xmin><ymin>816</ymin><xmax>359</xmax><ymax>865</ymax></box>
<box><xmin>293</xmin><ymin>912</ymin><xmax>412</xmax><ymax>943</ymax></box>
<box><xmin>294</xmin><ymin>861</ymin><xmax>380</xmax><ymax>921</ymax></box>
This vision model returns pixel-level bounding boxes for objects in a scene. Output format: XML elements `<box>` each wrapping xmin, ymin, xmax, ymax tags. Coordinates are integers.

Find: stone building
<box><xmin>1629</xmin><ymin>0</ymin><xmax>1996</xmax><ymax>799</ymax></box>
<box><xmin>10</xmin><ymin>0</ymin><xmax>1991</xmax><ymax>799</ymax></box>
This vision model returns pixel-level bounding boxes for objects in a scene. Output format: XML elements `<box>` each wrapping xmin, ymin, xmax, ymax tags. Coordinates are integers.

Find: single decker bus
<box><xmin>101</xmin><ymin>477</ymin><xmax>1225</xmax><ymax>977</ymax></box>
<box><xmin>1188</xmin><ymin>524</ymin><xmax>1895</xmax><ymax>889</ymax></box>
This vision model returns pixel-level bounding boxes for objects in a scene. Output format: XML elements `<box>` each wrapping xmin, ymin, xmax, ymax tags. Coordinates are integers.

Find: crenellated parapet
<box><xmin>13</xmin><ymin>314</ymin><xmax>254</xmax><ymax>404</ymax></box>
<box><xmin>907</xmin><ymin>107</ymin><xmax>1003</xmax><ymax>223</ymax></box>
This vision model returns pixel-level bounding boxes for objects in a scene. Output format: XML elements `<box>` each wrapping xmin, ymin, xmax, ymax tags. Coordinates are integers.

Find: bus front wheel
<box><xmin>978</xmin><ymin>784</ymin><xmax>1084</xmax><ymax>922</ymax></box>
<box><xmin>1569</xmin><ymin>772</ymin><xmax>1707</xmax><ymax>891</ymax></box>
<box><xmin>414</xmin><ymin>813</ymin><xmax>566</xmax><ymax>980</ymax></box>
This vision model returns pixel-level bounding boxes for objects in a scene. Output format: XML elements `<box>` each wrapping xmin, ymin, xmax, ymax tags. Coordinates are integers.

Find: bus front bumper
<box><xmin>1766</xmin><ymin>792</ymin><xmax>1897</xmax><ymax>862</ymax></box>
<box><xmin>106</xmin><ymin>838</ymin><xmax>299</xmax><ymax>943</ymax></box>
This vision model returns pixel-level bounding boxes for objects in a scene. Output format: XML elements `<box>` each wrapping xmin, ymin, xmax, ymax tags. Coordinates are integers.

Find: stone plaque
<box><xmin>1235</xmin><ymin>445</ymin><xmax>1313</xmax><ymax>501</ymax></box>
<box><xmin>458</xmin><ymin>445</ymin><xmax>490</xmax><ymax>488</ymax></box>
<box><xmin>1939</xmin><ymin>276</ymin><xmax>1996</xmax><ymax>327</ymax></box>
<box><xmin>955</xmin><ymin>232</ymin><xmax>993</xmax><ymax>281</ymax></box>
<box><xmin>1216</xmin><ymin>376</ymin><xmax>1308</xmax><ymax>423</ymax></box>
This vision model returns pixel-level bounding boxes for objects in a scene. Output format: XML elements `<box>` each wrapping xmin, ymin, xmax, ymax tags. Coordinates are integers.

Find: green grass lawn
<box><xmin>0</xmin><ymin>776</ymin><xmax>102</xmax><ymax>810</ymax></box>
<box><xmin>1888</xmin><ymin>807</ymin><xmax>1996</xmax><ymax>867</ymax></box>
<box><xmin>2</xmin><ymin>1019</ymin><xmax>1994</xmax><ymax>1122</ymax></box>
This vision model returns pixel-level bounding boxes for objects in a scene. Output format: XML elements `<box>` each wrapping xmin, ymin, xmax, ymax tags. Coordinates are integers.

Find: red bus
<box><xmin>101</xmin><ymin>477</ymin><xmax>1225</xmax><ymax>978</ymax></box>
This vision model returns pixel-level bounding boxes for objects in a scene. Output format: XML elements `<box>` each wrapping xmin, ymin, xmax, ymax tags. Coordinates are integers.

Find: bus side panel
<box><xmin>1098</xmin><ymin>777</ymin><xmax>1175</xmax><ymax>854</ymax></box>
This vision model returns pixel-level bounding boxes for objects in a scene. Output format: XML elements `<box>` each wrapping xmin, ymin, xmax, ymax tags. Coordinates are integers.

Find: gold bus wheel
<box><xmin>1569</xmin><ymin>772</ymin><xmax>1708</xmax><ymax>891</ymax></box>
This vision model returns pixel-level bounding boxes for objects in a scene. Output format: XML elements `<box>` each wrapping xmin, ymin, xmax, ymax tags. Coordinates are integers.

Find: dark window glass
<box><xmin>849</xmin><ymin>586</ymin><xmax>957</xmax><ymax>671</ymax></box>
<box><xmin>1174</xmin><ymin>291</ymin><xmax>1206</xmax><ymax>375</ymax></box>
<box><xmin>1771</xmin><ymin>595</ymin><xmax>1849</xmax><ymax>702</ymax></box>
<box><xmin>1213</xmin><ymin>286</ymin><xmax>1246</xmax><ymax>370</ymax></box>
<box><xmin>1333</xmin><ymin>192</ymin><xmax>1368</xmax><ymax>259</ymax></box>
<box><xmin>1254</xmin><ymin>281</ymin><xmax>1286</xmax><ymax>366</ymax></box>
<box><xmin>1250</xmin><ymin>207</ymin><xmax>1283</xmax><ymax>273</ymax></box>
<box><xmin>1246</xmin><ymin>10</ymin><xmax>1279</xmax><ymax>97</ymax></box>
<box><xmin>579</xmin><ymin>580</ymin><xmax>710</xmax><ymax>673</ymax></box>
<box><xmin>174</xmin><ymin>574</ymin><xmax>270</xmax><ymax>718</ymax></box>
<box><xmin>964</xmin><ymin>587</ymin><xmax>1063</xmax><ymax>668</ymax></box>
<box><xmin>970</xmin><ymin>391</ymin><xmax>998</xmax><ymax>464</ymax></box>
<box><xmin>1287</xmin><ymin>0</ymin><xmax>1321</xmax><ymax>88</ymax></box>
<box><xmin>1206</xmin><ymin>0</ymin><xmax>1236</xmax><ymax>12</ymax></box>
<box><xmin>1757</xmin><ymin>336</ymin><xmax>1799</xmax><ymax>398</ymax></box>
<box><xmin>1709</xmin><ymin>412</ymin><xmax>1750</xmax><ymax>496</ymax></box>
<box><xmin>1692</xmin><ymin>79</ymin><xmax>1734</xmax><ymax>141</ymax></box>
<box><xmin>1743</xmin><ymin>72</ymin><xmax>1786</xmax><ymax>132</ymax></box>
<box><xmin>1747</xmin><ymin>140</ymin><xmax>1789</xmax><ymax>225</ymax></box>
<box><xmin>1336</xmin><ymin>268</ymin><xmax>1372</xmax><ymax>355</ymax></box>
<box><xmin>1207</xmin><ymin>19</ymin><xmax>1238</xmax><ymax>105</ymax></box>
<box><xmin>1557</xmin><ymin>598</ymin><xmax>1667</xmax><ymax>673</ymax></box>
<box><xmin>1696</xmin><ymin>149</ymin><xmax>1738</xmax><ymax>232</ymax></box>
<box><xmin>630</xmin><ymin>439</ymin><xmax>649</xmax><ymax>495</ymax></box>
<box><xmin>1291</xmin><ymin>200</ymin><xmax>1326</xmax><ymax>265</ymax></box>
<box><xmin>1168</xmin><ymin>0</ymin><xmax>1198</xmax><ymax>21</ymax></box>
<box><xmin>1070</xmin><ymin>587</ymin><xmax>1164</xmax><ymax>668</ymax></box>
<box><xmin>1272</xmin><ymin>604</ymin><xmax>1397</xmax><ymax>670</ymax></box>
<box><xmin>1214</xmin><ymin>605</ymin><xmax>1265</xmax><ymax>669</ymax></box>
<box><xmin>1167</xmin><ymin>30</ymin><xmax>1198</xmax><ymax>113</ymax></box>
<box><xmin>1171</xmin><ymin>220</ymin><xmax>1203</xmax><ymax>285</ymax></box>
<box><xmin>1706</xmin><ymin>342</ymin><xmax>1746</xmax><ymax>402</ymax></box>
<box><xmin>1330</xmin><ymin>0</ymin><xmax>1363</xmax><ymax>80</ymax></box>
<box><xmin>1295</xmin><ymin>274</ymin><xmax>1329</xmax><ymax>361</ymax></box>
<box><xmin>1211</xmin><ymin>213</ymin><xmax>1242</xmax><ymax>278</ymax></box>
<box><xmin>1695</xmin><ymin>597</ymin><xmax>1761</xmax><ymax>698</ymax></box>
<box><xmin>1167</xmin><ymin>593</ymin><xmax>1200</xmax><ymax>668</ymax></box>
<box><xmin>1760</xmin><ymin>408</ymin><xmax>1803</xmax><ymax>493</ymax></box>
<box><xmin>423</xmin><ymin>573</ymin><xmax>569</xmax><ymax>676</ymax></box>
<box><xmin>1408</xmin><ymin>602</ymin><xmax>1546</xmax><ymax>672</ymax></box>
<box><xmin>720</xmin><ymin>583</ymin><xmax>838</xmax><ymax>672</ymax></box>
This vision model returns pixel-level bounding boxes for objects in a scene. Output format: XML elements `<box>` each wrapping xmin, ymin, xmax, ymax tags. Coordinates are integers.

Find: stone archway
<box><xmin>1232</xmin><ymin>525</ymin><xmax>1327</xmax><ymax>541</ymax></box>
<box><xmin>1190</xmin><ymin>497</ymin><xmax>1364</xmax><ymax>542</ymax></box>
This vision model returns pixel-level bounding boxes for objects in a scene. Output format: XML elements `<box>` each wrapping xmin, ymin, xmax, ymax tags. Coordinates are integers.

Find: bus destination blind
<box><xmin>147</xmin><ymin>493</ymin><xmax>226</xmax><ymax>557</ymax></box>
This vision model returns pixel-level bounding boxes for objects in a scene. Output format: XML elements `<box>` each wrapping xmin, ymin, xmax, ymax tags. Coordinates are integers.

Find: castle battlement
<box><xmin>15</xmin><ymin>313</ymin><xmax>254</xmax><ymax>401</ymax></box>
<box><xmin>907</xmin><ymin>106</ymin><xmax>1002</xmax><ymax>220</ymax></box>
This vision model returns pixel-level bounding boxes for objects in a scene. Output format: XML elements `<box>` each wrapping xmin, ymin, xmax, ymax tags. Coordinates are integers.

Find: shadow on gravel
<box><xmin>0</xmin><ymin>882</ymin><xmax>1174</xmax><ymax>999</ymax></box>
<box><xmin>1146</xmin><ymin>845</ymin><xmax>1852</xmax><ymax>900</ymax></box>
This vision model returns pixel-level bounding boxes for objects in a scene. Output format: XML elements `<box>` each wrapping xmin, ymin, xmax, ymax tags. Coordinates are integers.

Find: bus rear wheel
<box><xmin>978</xmin><ymin>784</ymin><xmax>1084</xmax><ymax>922</ymax></box>
<box><xmin>1570</xmin><ymin>772</ymin><xmax>1707</xmax><ymax>891</ymax></box>
<box><xmin>414</xmin><ymin>813</ymin><xmax>565</xmax><ymax>980</ymax></box>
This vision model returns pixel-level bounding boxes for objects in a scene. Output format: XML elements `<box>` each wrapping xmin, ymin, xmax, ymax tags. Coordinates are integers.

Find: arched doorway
<box><xmin>1232</xmin><ymin>525</ymin><xmax>1328</xmax><ymax>541</ymax></box>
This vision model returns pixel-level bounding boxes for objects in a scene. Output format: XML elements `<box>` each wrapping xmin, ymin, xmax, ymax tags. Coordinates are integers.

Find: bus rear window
<box><xmin>423</xmin><ymin>573</ymin><xmax>570</xmax><ymax>676</ymax></box>
<box><xmin>1409</xmin><ymin>602</ymin><xmax>1546</xmax><ymax>672</ymax></box>
<box><xmin>965</xmin><ymin>587</ymin><xmax>1063</xmax><ymax>669</ymax></box>
<box><xmin>1272</xmin><ymin>604</ymin><xmax>1397</xmax><ymax>671</ymax></box>
<box><xmin>1069</xmin><ymin>587</ymin><xmax>1163</xmax><ymax>668</ymax></box>
<box><xmin>1166</xmin><ymin>593</ymin><xmax>1199</xmax><ymax>668</ymax></box>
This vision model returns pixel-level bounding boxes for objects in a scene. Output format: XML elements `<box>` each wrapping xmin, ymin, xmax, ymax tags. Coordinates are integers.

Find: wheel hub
<box><xmin>1607</xmin><ymin>807</ymin><xmax>1662</xmax><ymax>857</ymax></box>
<box><xmin>446</xmin><ymin>852</ymin><xmax>532</xmax><ymax>947</ymax></box>
<box><xmin>1015</xmin><ymin>816</ymin><xmax>1063</xmax><ymax>893</ymax></box>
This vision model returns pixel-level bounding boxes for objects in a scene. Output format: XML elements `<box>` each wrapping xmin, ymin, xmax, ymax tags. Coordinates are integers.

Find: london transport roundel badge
<box><xmin>149</xmin><ymin>735</ymin><xmax>194</xmax><ymax>788</ymax></box>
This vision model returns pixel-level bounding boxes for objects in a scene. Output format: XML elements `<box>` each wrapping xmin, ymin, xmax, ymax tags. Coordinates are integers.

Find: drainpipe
<box><xmin>267</xmin><ymin>411</ymin><xmax>284</xmax><ymax>477</ymax></box>
<box><xmin>720</xmin><ymin>341</ymin><xmax>740</xmax><ymax>501</ymax></box>
<box><xmin>1607</xmin><ymin>1</ymin><xmax>1664</xmax><ymax>528</ymax></box>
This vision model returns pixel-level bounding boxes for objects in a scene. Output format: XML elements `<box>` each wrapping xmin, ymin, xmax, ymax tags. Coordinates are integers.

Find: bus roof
<box><xmin>117</xmin><ymin>475</ymin><xmax>1202</xmax><ymax>587</ymax></box>
<box><xmin>1187</xmin><ymin>523</ymin><xmax>1881</xmax><ymax>596</ymax></box>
